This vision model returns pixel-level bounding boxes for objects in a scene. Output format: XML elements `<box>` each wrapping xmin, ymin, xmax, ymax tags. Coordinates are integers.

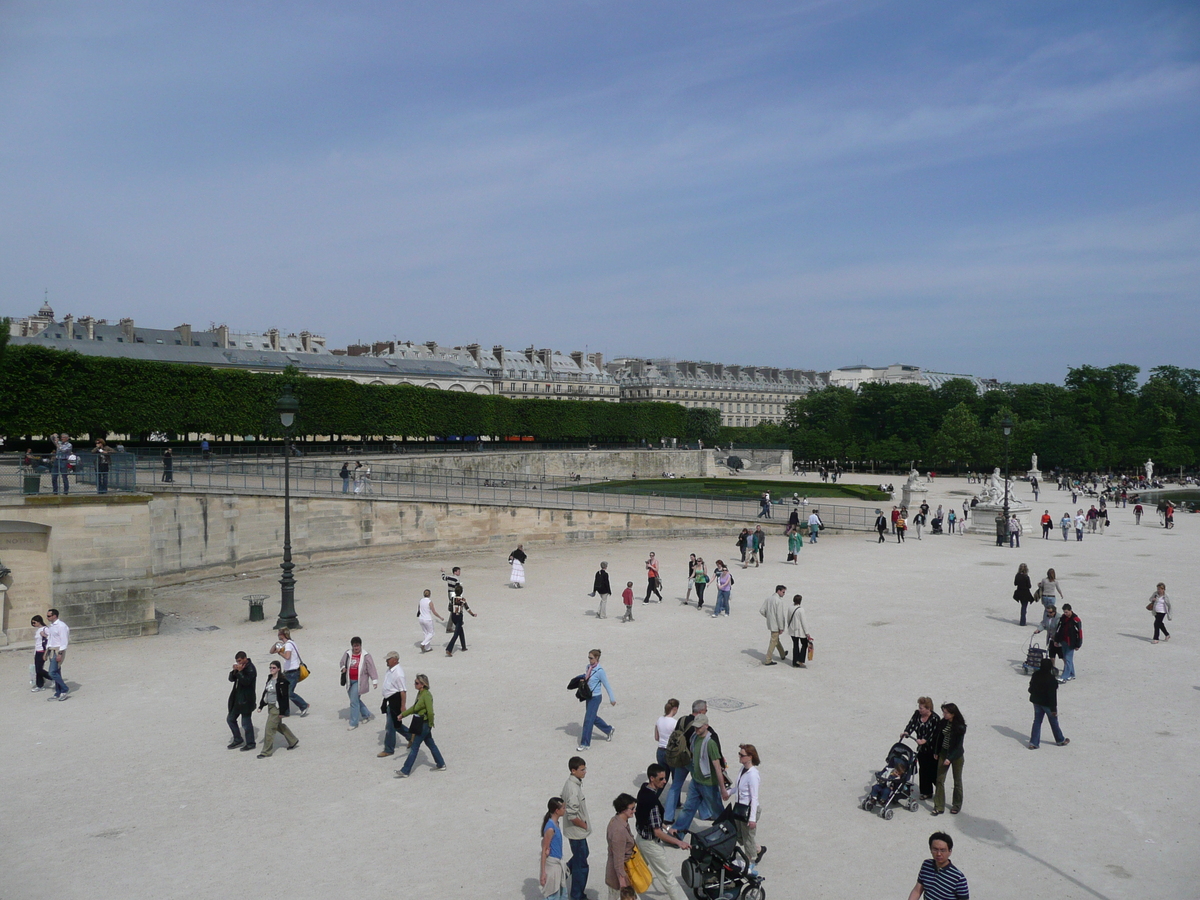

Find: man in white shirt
<box><xmin>378</xmin><ymin>651</ymin><xmax>411</xmax><ymax>758</ymax></box>
<box><xmin>45</xmin><ymin>608</ymin><xmax>70</xmax><ymax>700</ymax></box>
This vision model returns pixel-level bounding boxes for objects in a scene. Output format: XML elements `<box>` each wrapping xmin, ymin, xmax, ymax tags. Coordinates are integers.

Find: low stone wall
<box><xmin>367</xmin><ymin>448</ymin><xmax>718</xmax><ymax>480</ymax></box>
<box><xmin>148</xmin><ymin>492</ymin><xmax>754</xmax><ymax>585</ymax></box>
<box><xmin>0</xmin><ymin>494</ymin><xmax>157</xmax><ymax>647</ymax></box>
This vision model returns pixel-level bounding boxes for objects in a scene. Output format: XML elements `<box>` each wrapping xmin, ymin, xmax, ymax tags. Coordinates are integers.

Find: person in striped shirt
<box><xmin>907</xmin><ymin>831</ymin><xmax>969</xmax><ymax>900</ymax></box>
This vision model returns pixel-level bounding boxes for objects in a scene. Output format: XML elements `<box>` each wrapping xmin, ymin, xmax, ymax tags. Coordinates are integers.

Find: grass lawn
<box><xmin>559</xmin><ymin>478</ymin><xmax>890</xmax><ymax>502</ymax></box>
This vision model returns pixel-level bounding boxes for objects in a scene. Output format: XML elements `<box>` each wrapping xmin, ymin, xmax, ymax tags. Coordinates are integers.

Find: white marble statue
<box><xmin>1145</xmin><ymin>459</ymin><xmax>1154</xmax><ymax>482</ymax></box>
<box><xmin>906</xmin><ymin>468</ymin><xmax>922</xmax><ymax>488</ymax></box>
<box><xmin>1031</xmin><ymin>453</ymin><xmax>1038</xmax><ymax>471</ymax></box>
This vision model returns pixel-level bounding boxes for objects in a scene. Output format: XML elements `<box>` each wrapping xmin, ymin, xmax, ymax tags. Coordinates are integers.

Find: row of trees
<box><xmin>730</xmin><ymin>365</ymin><xmax>1199</xmax><ymax>472</ymax></box>
<box><xmin>0</xmin><ymin>345</ymin><xmax>721</xmax><ymax>444</ymax></box>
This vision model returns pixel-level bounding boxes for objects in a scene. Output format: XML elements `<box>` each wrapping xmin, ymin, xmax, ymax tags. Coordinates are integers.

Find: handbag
<box><xmin>1146</xmin><ymin>600</ymin><xmax>1156</xmax><ymax>612</ymax></box>
<box><xmin>409</xmin><ymin>714</ymin><xmax>426</xmax><ymax>736</ymax></box>
<box><xmin>624</xmin><ymin>845</ymin><xmax>653</xmax><ymax>894</ymax></box>
<box><xmin>298</xmin><ymin>663</ymin><xmax>310</xmax><ymax>682</ymax></box>
<box><xmin>729</xmin><ymin>801</ymin><xmax>752</xmax><ymax>821</ymax></box>
<box><xmin>568</xmin><ymin>675</ymin><xmax>592</xmax><ymax>702</ymax></box>
<box><xmin>340</xmin><ymin>670</ymin><xmax>348</xmax><ymax>686</ymax></box>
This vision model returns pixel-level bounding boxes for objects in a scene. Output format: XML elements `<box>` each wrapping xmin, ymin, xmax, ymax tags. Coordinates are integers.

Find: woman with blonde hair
<box><xmin>901</xmin><ymin>697</ymin><xmax>941</xmax><ymax>800</ymax></box>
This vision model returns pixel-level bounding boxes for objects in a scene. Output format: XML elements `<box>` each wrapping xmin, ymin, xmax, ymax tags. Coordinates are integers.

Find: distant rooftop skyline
<box><xmin>2</xmin><ymin>2</ymin><xmax>1197</xmax><ymax>383</ymax></box>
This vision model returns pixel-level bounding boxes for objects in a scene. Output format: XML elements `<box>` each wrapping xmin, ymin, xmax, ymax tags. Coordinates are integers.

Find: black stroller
<box><xmin>679</xmin><ymin>817</ymin><xmax>766</xmax><ymax>900</ymax></box>
<box><xmin>929</xmin><ymin>515</ymin><xmax>944</xmax><ymax>534</ymax></box>
<box><xmin>860</xmin><ymin>741</ymin><xmax>919</xmax><ymax>820</ymax></box>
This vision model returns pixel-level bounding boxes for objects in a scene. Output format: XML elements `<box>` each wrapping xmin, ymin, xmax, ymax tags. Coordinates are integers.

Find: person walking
<box><xmin>605</xmin><ymin>794</ymin><xmax>639</xmax><ymax>899</ymax></box>
<box><xmin>711</xmin><ymin>562</ymin><xmax>733</xmax><ymax>618</ymax></box>
<box><xmin>786</xmin><ymin>594</ymin><xmax>811</xmax><ymax>668</ymax></box>
<box><xmin>45</xmin><ymin>608</ymin><xmax>70</xmax><ymax>701</ymax></box>
<box><xmin>930</xmin><ymin>703</ymin><xmax>966</xmax><ymax>816</ymax></box>
<box><xmin>256</xmin><ymin>660</ymin><xmax>299</xmax><ymax>757</ymax></box>
<box><xmin>509</xmin><ymin>544</ymin><xmax>528</xmax><ymax>587</ymax></box>
<box><xmin>728</xmin><ymin>744</ymin><xmax>765</xmax><ymax>868</ymax></box>
<box><xmin>416</xmin><ymin>589</ymin><xmax>444</xmax><ymax>653</ymax></box>
<box><xmin>907</xmin><ymin>832</ymin><xmax>969</xmax><ymax>900</ymax></box>
<box><xmin>575</xmin><ymin>649</ymin><xmax>616</xmax><ymax>750</ymax></box>
<box><xmin>671</xmin><ymin>715</ymin><xmax>728</xmax><ymax>834</ymax></box>
<box><xmin>662</xmin><ymin>700</ymin><xmax>715</xmax><ymax>824</ymax></box>
<box><xmin>540</xmin><ymin>798</ymin><xmax>569</xmax><ymax>900</ymax></box>
<box><xmin>808</xmin><ymin>510</ymin><xmax>822</xmax><ymax>543</ymax></box>
<box><xmin>692</xmin><ymin>557</ymin><xmax>709</xmax><ymax>610</ymax></box>
<box><xmin>1134</xmin><ymin>502</ymin><xmax>1143</xmax><ymax>524</ymax></box>
<box><xmin>1060</xmin><ymin>512</ymin><xmax>1071</xmax><ymax>540</ymax></box>
<box><xmin>1056</xmin><ymin>604</ymin><xmax>1082</xmax><ymax>682</ymax></box>
<box><xmin>161</xmin><ymin>447</ymin><xmax>174</xmax><ymax>483</ymax></box>
<box><xmin>394</xmin><ymin>672</ymin><xmax>446</xmax><ymax>777</ymax></box>
<box><xmin>444</xmin><ymin>586</ymin><xmax>477</xmax><ymax>656</ymax></box>
<box><xmin>562</xmin><ymin>757</ymin><xmax>592</xmax><ymax>900</ymax></box>
<box><xmin>684</xmin><ymin>554</ymin><xmax>698</xmax><ymax>604</ymax></box>
<box><xmin>654</xmin><ymin>700</ymin><xmax>679</xmax><ymax>778</ymax></box>
<box><xmin>644</xmin><ymin>552</ymin><xmax>663</xmax><ymax>603</ymax></box>
<box><xmin>1008</xmin><ymin>515</ymin><xmax>1021</xmax><ymax>548</ymax></box>
<box><xmin>226</xmin><ymin>651</ymin><xmax>258</xmax><ymax>751</ymax></box>
<box><xmin>1148</xmin><ymin>582</ymin><xmax>1172</xmax><ymax>643</ymax></box>
<box><xmin>593</xmin><ymin>562</ymin><xmax>612</xmax><ymax>619</ymax></box>
<box><xmin>30</xmin><ymin>615</ymin><xmax>50</xmax><ymax>692</ymax></box>
<box><xmin>634</xmin><ymin>766</ymin><xmax>692</xmax><ymax>900</ymax></box>
<box><xmin>339</xmin><ymin>637</ymin><xmax>378</xmax><ymax>729</ymax></box>
<box><xmin>1038</xmin><ymin>569</ymin><xmax>1064</xmax><ymax>613</ymax></box>
<box><xmin>1027</xmin><ymin>658</ymin><xmax>1069</xmax><ymax>749</ymax></box>
<box><xmin>270</xmin><ymin>628</ymin><xmax>310</xmax><ymax>716</ymax></box>
<box><xmin>1035</xmin><ymin>605</ymin><xmax>1063</xmax><ymax>668</ymax></box>
<box><xmin>742</xmin><ymin>530</ymin><xmax>760</xmax><ymax>568</ymax></box>
<box><xmin>1013</xmin><ymin>563</ymin><xmax>1035</xmax><ymax>627</ymax></box>
<box><xmin>339</xmin><ymin>461</ymin><xmax>351</xmax><ymax>493</ymax></box>
<box><xmin>93</xmin><ymin>439</ymin><xmax>111</xmax><ymax>494</ymax></box>
<box><xmin>621</xmin><ymin>582</ymin><xmax>635</xmax><ymax>622</ymax></box>
<box><xmin>754</xmin><ymin>526</ymin><xmax>766</xmax><ymax>564</ymax></box>
<box><xmin>378</xmin><ymin>651</ymin><xmax>411</xmax><ymax>758</ymax></box>
<box><xmin>1074</xmin><ymin>510</ymin><xmax>1086</xmax><ymax>541</ymax></box>
<box><xmin>896</xmin><ymin>512</ymin><xmax>907</xmax><ymax>543</ymax></box>
<box><xmin>875</xmin><ymin>510</ymin><xmax>888</xmax><ymax>543</ymax></box>
<box><xmin>913</xmin><ymin>509</ymin><xmax>925</xmax><ymax>540</ymax></box>
<box><xmin>787</xmin><ymin>526</ymin><xmax>803</xmax><ymax>563</ymax></box>
<box><xmin>900</xmin><ymin>698</ymin><xmax>941</xmax><ymax>800</ymax></box>
<box><xmin>1041</xmin><ymin>510</ymin><xmax>1053</xmax><ymax>539</ymax></box>
<box><xmin>736</xmin><ymin>528</ymin><xmax>750</xmax><ymax>565</ymax></box>
<box><xmin>759</xmin><ymin>586</ymin><xmax>789</xmax><ymax>666</ymax></box>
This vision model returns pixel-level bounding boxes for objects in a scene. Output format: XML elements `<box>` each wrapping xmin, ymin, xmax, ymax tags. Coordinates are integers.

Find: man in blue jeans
<box><xmin>377</xmin><ymin>652</ymin><xmax>411</xmax><ymax>757</ymax></box>
<box><xmin>671</xmin><ymin>716</ymin><xmax>728</xmax><ymax>834</ymax></box>
<box><xmin>562</xmin><ymin>757</ymin><xmax>591</xmax><ymax>900</ymax></box>
<box><xmin>1056</xmin><ymin>604</ymin><xmax>1082</xmax><ymax>682</ymax></box>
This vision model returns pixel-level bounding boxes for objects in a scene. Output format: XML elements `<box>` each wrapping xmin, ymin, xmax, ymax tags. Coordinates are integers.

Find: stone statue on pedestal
<box><xmin>1031</xmin><ymin>453</ymin><xmax>1038</xmax><ymax>472</ymax></box>
<box><xmin>1145</xmin><ymin>459</ymin><xmax>1154</xmax><ymax>482</ymax></box>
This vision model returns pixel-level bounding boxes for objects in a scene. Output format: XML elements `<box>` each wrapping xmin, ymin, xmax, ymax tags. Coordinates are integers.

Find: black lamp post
<box><xmin>1001</xmin><ymin>416</ymin><xmax>1013</xmax><ymax>544</ymax></box>
<box><xmin>275</xmin><ymin>385</ymin><xmax>300</xmax><ymax>629</ymax></box>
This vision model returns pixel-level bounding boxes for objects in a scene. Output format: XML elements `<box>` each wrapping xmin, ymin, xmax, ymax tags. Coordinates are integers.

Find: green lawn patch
<box><xmin>559</xmin><ymin>478</ymin><xmax>889</xmax><ymax>502</ymax></box>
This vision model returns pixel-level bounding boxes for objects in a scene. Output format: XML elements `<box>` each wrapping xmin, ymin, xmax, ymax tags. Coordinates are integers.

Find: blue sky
<box><xmin>1</xmin><ymin>1</ymin><xmax>1197</xmax><ymax>383</ymax></box>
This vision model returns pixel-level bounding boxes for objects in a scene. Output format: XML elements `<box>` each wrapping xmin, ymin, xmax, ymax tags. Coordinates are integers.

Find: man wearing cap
<box><xmin>671</xmin><ymin>715</ymin><xmax>728</xmax><ymax>834</ymax></box>
<box><xmin>378</xmin><ymin>651</ymin><xmax>411</xmax><ymax>757</ymax></box>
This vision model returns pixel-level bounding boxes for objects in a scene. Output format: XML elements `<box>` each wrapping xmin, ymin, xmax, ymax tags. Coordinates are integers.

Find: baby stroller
<box><xmin>679</xmin><ymin>818</ymin><xmax>766</xmax><ymax>900</ymax></box>
<box><xmin>929</xmin><ymin>516</ymin><xmax>944</xmax><ymax>535</ymax></box>
<box><xmin>860</xmin><ymin>741</ymin><xmax>919</xmax><ymax>820</ymax></box>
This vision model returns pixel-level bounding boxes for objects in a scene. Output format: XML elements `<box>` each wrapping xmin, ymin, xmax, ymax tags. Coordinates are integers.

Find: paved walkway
<box><xmin>0</xmin><ymin>477</ymin><xmax>1193</xmax><ymax>899</ymax></box>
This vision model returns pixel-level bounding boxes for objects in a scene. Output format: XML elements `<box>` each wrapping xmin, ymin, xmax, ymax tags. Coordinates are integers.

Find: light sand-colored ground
<box><xmin>0</xmin><ymin>477</ymin><xmax>1195</xmax><ymax>900</ymax></box>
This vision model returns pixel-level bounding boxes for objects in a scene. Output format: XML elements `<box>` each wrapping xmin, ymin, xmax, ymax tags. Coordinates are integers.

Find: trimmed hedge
<box><xmin>0</xmin><ymin>345</ymin><xmax>692</xmax><ymax>442</ymax></box>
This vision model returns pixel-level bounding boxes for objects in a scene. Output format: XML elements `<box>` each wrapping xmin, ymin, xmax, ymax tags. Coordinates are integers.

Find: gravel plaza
<box><xmin>0</xmin><ymin>477</ymin><xmax>1195</xmax><ymax>900</ymax></box>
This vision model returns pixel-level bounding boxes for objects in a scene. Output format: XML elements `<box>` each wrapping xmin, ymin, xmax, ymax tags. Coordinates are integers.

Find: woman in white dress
<box><xmin>509</xmin><ymin>544</ymin><xmax>527</xmax><ymax>587</ymax></box>
<box><xmin>417</xmin><ymin>589</ymin><xmax>444</xmax><ymax>653</ymax></box>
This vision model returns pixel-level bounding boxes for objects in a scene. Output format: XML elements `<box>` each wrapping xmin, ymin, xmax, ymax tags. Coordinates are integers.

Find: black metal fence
<box><xmin>0</xmin><ymin>453</ymin><xmax>138</xmax><ymax>496</ymax></box>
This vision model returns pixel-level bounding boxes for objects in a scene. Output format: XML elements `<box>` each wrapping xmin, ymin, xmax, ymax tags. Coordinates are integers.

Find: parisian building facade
<box><xmin>7</xmin><ymin>303</ymin><xmax>995</xmax><ymax>427</ymax></box>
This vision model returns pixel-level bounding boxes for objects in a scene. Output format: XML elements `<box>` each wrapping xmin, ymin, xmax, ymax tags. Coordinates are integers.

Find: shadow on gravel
<box><xmin>990</xmin><ymin>724</ymin><xmax>1031</xmax><ymax>746</ymax></box>
<box><xmin>956</xmin><ymin>813</ymin><xmax>1116</xmax><ymax>900</ymax></box>
<box><xmin>1117</xmin><ymin>632</ymin><xmax>1153</xmax><ymax>643</ymax></box>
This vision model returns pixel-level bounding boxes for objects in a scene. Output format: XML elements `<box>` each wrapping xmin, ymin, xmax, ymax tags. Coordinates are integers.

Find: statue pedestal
<box><xmin>901</xmin><ymin>484</ymin><xmax>929</xmax><ymax>510</ymax></box>
<box><xmin>970</xmin><ymin>501</ymin><xmax>1033</xmax><ymax>536</ymax></box>
<box><xmin>1027</xmin><ymin>469</ymin><xmax>1042</xmax><ymax>482</ymax></box>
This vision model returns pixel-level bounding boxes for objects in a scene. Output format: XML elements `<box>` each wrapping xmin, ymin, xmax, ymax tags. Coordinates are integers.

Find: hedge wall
<box><xmin>0</xmin><ymin>346</ymin><xmax>693</xmax><ymax>442</ymax></box>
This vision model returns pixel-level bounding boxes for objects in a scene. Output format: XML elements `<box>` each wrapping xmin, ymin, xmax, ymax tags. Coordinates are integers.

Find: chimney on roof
<box><xmin>538</xmin><ymin>348</ymin><xmax>552</xmax><ymax>367</ymax></box>
<box><xmin>589</xmin><ymin>352</ymin><xmax>603</xmax><ymax>369</ymax></box>
<box><xmin>466</xmin><ymin>343</ymin><xmax>483</xmax><ymax>364</ymax></box>
<box><xmin>346</xmin><ymin>343</ymin><xmax>370</xmax><ymax>356</ymax></box>
<box><xmin>120</xmin><ymin>318</ymin><xmax>135</xmax><ymax>343</ymax></box>
<box><xmin>62</xmin><ymin>314</ymin><xmax>74</xmax><ymax>338</ymax></box>
<box><xmin>425</xmin><ymin>341</ymin><xmax>438</xmax><ymax>354</ymax></box>
<box><xmin>80</xmin><ymin>316</ymin><xmax>95</xmax><ymax>340</ymax></box>
<box><xmin>493</xmin><ymin>345</ymin><xmax>505</xmax><ymax>361</ymax></box>
<box><xmin>215</xmin><ymin>324</ymin><xmax>229</xmax><ymax>348</ymax></box>
<box><xmin>524</xmin><ymin>346</ymin><xmax>537</xmax><ymax>364</ymax></box>
<box><xmin>267</xmin><ymin>328</ymin><xmax>280</xmax><ymax>351</ymax></box>
<box><xmin>372</xmin><ymin>341</ymin><xmax>395</xmax><ymax>356</ymax></box>
<box><xmin>300</xmin><ymin>331</ymin><xmax>312</xmax><ymax>353</ymax></box>
<box><xmin>175</xmin><ymin>324</ymin><xmax>192</xmax><ymax>347</ymax></box>
<box><xmin>570</xmin><ymin>351</ymin><xmax>584</xmax><ymax>369</ymax></box>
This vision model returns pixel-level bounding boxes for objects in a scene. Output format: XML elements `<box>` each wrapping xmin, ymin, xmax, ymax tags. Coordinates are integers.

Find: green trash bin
<box><xmin>246</xmin><ymin>594</ymin><xmax>267</xmax><ymax>622</ymax></box>
<box><xmin>23</xmin><ymin>474</ymin><xmax>41</xmax><ymax>495</ymax></box>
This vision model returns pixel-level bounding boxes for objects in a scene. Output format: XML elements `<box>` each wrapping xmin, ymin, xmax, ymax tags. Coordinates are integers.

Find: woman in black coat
<box><xmin>1027</xmin><ymin>659</ymin><xmax>1069</xmax><ymax>749</ymax></box>
<box><xmin>931</xmin><ymin>703</ymin><xmax>966</xmax><ymax>816</ymax></box>
<box><xmin>900</xmin><ymin>697</ymin><xmax>941</xmax><ymax>800</ymax></box>
<box><xmin>1013</xmin><ymin>563</ymin><xmax>1035</xmax><ymax>626</ymax></box>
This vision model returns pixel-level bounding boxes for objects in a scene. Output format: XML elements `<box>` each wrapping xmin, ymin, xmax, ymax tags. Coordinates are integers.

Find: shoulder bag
<box><xmin>409</xmin><ymin>713</ymin><xmax>426</xmax><ymax>736</ymax></box>
<box><xmin>625</xmin><ymin>845</ymin><xmax>653</xmax><ymax>894</ymax></box>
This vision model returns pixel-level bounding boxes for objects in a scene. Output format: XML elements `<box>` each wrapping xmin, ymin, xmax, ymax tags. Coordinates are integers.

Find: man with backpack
<box><xmin>1055</xmin><ymin>604</ymin><xmax>1083</xmax><ymax>682</ymax></box>
<box><xmin>662</xmin><ymin>700</ymin><xmax>726</xmax><ymax>825</ymax></box>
